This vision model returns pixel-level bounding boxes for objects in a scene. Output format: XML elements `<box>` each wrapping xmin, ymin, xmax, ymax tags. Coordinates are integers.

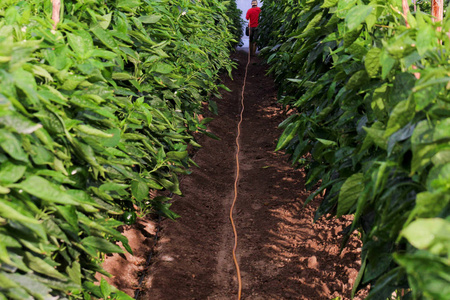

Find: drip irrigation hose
<box><xmin>134</xmin><ymin>27</ymin><xmax>251</xmax><ymax>299</ymax></box>
<box><xmin>230</xmin><ymin>23</ymin><xmax>252</xmax><ymax>300</ymax></box>
<box><xmin>134</xmin><ymin>204</ymin><xmax>165</xmax><ymax>300</ymax></box>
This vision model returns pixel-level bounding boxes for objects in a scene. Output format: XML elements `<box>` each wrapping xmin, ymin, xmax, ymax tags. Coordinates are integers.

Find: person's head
<box><xmin>251</xmin><ymin>0</ymin><xmax>258</xmax><ymax>7</ymax></box>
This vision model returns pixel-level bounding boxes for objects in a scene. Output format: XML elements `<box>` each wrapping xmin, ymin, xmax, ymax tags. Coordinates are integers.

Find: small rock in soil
<box><xmin>307</xmin><ymin>256</ymin><xmax>319</xmax><ymax>269</ymax></box>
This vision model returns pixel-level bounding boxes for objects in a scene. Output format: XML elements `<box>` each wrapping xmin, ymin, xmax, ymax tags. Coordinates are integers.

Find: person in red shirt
<box><xmin>246</xmin><ymin>0</ymin><xmax>261</xmax><ymax>56</ymax></box>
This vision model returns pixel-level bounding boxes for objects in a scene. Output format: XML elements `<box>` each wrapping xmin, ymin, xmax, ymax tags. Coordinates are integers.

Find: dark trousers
<box><xmin>249</xmin><ymin>27</ymin><xmax>258</xmax><ymax>42</ymax></box>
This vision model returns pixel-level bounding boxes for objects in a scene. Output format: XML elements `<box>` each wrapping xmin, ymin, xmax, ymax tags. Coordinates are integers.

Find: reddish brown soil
<box><xmin>101</xmin><ymin>51</ymin><xmax>366</xmax><ymax>299</ymax></box>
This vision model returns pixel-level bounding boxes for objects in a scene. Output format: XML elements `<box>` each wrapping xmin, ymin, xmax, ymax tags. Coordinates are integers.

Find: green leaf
<box><xmin>316</xmin><ymin>138</ymin><xmax>337</xmax><ymax>146</ymax></box>
<box><xmin>166</xmin><ymin>151</ymin><xmax>188</xmax><ymax>160</ymax></box>
<box><xmin>81</xmin><ymin>236</ymin><xmax>124</xmax><ymax>254</ymax></box>
<box><xmin>337</xmin><ymin>0</ymin><xmax>357</xmax><ymax>18</ymax></box>
<box><xmin>380</xmin><ymin>48</ymin><xmax>396</xmax><ymax>79</ymax></box>
<box><xmin>0</xmin><ymin>111</ymin><xmax>42</xmax><ymax>134</ymax></box>
<box><xmin>114</xmin><ymin>291</ymin><xmax>135</xmax><ymax>300</ymax></box>
<box><xmin>401</xmin><ymin>218</ymin><xmax>450</xmax><ymax>256</ymax></box>
<box><xmin>0</xmin><ymin>186</ymin><xmax>10</xmax><ymax>194</ymax></box>
<box><xmin>97</xmin><ymin>128</ymin><xmax>121</xmax><ymax>147</ymax></box>
<box><xmin>409</xmin><ymin>192</ymin><xmax>450</xmax><ymax>220</ymax></box>
<box><xmin>275</xmin><ymin>120</ymin><xmax>301</xmax><ymax>151</ymax></box>
<box><xmin>13</xmin><ymin>69</ymin><xmax>38</xmax><ymax>104</ymax></box>
<box><xmin>384</xmin><ymin>98</ymin><xmax>415</xmax><ymax>138</ymax></box>
<box><xmin>112</xmin><ymin>72</ymin><xmax>135</xmax><ymax>81</ymax></box>
<box><xmin>98</xmin><ymin>12</ymin><xmax>112</xmax><ymax>29</ymax></box>
<box><xmin>365</xmin><ymin>48</ymin><xmax>381</xmax><ymax>78</ymax></box>
<box><xmin>35</xmin><ymin>110</ymin><xmax>65</xmax><ymax>135</ymax></box>
<box><xmin>56</xmin><ymin>205</ymin><xmax>79</xmax><ymax>230</ymax></box>
<box><xmin>67</xmin><ymin>31</ymin><xmax>94</xmax><ymax>59</ymax></box>
<box><xmin>4</xmin><ymin>273</ymin><xmax>52</xmax><ymax>299</ymax></box>
<box><xmin>99</xmin><ymin>182</ymin><xmax>129</xmax><ymax>192</ymax></box>
<box><xmin>364</xmin><ymin>122</ymin><xmax>388</xmax><ymax>150</ymax></box>
<box><xmin>371</xmin><ymin>84</ymin><xmax>388</xmax><ymax>119</ymax></box>
<box><xmin>24</xmin><ymin>252</ymin><xmax>67</xmax><ymax>280</ymax></box>
<box><xmin>14</xmin><ymin>176</ymin><xmax>80</xmax><ymax>205</ymax></box>
<box><xmin>427</xmin><ymin>164</ymin><xmax>450</xmax><ymax>192</ymax></box>
<box><xmin>345</xmin><ymin>5</ymin><xmax>373</xmax><ymax>31</ymax></box>
<box><xmin>100</xmin><ymin>278</ymin><xmax>111</xmax><ymax>298</ymax></box>
<box><xmin>42</xmin><ymin>46</ymin><xmax>71</xmax><ymax>70</ymax></box>
<box><xmin>0</xmin><ymin>200</ymin><xmax>40</xmax><ymax>224</ymax></box>
<box><xmin>416</xmin><ymin>24</ymin><xmax>436</xmax><ymax>56</ymax></box>
<box><xmin>343</xmin><ymin>27</ymin><xmax>361</xmax><ymax>48</ymax></box>
<box><xmin>387</xmin><ymin>123</ymin><xmax>415</xmax><ymax>155</ymax></box>
<box><xmin>432</xmin><ymin>149</ymin><xmax>450</xmax><ymax>166</ymax></box>
<box><xmin>159</xmin><ymin>177</ymin><xmax>181</xmax><ymax>195</ymax></box>
<box><xmin>61</xmin><ymin>75</ymin><xmax>86</xmax><ymax>90</ymax></box>
<box><xmin>365</xmin><ymin>9</ymin><xmax>377</xmax><ymax>31</ymax></box>
<box><xmin>337</xmin><ymin>173</ymin><xmax>364</xmax><ymax>217</ymax></box>
<box><xmin>0</xmin><ymin>130</ymin><xmax>28</xmax><ymax>162</ymax></box>
<box><xmin>346</xmin><ymin>70</ymin><xmax>369</xmax><ymax>90</ymax></box>
<box><xmin>394</xmin><ymin>252</ymin><xmax>450</xmax><ymax>300</ymax></box>
<box><xmin>30</xmin><ymin>145</ymin><xmax>53</xmax><ymax>165</ymax></box>
<box><xmin>91</xmin><ymin>49</ymin><xmax>117</xmax><ymax>59</ymax></box>
<box><xmin>117</xmin><ymin>0</ymin><xmax>142</xmax><ymax>10</ymax></box>
<box><xmin>91</xmin><ymin>26</ymin><xmax>117</xmax><ymax>50</ymax></box>
<box><xmin>138</xmin><ymin>15</ymin><xmax>162</xmax><ymax>24</ymax></box>
<box><xmin>153</xmin><ymin>62</ymin><xmax>174</xmax><ymax>74</ymax></box>
<box><xmin>66</xmin><ymin>262</ymin><xmax>82</xmax><ymax>286</ymax></box>
<box><xmin>209</xmin><ymin>100</ymin><xmax>218</xmax><ymax>115</ymax></box>
<box><xmin>131</xmin><ymin>180</ymin><xmax>149</xmax><ymax>202</ymax></box>
<box><xmin>406</xmin><ymin>11</ymin><xmax>417</xmax><ymax>28</ymax></box>
<box><xmin>0</xmin><ymin>242</ymin><xmax>11</xmax><ymax>264</ymax></box>
<box><xmin>76</xmin><ymin>125</ymin><xmax>113</xmax><ymax>138</ymax></box>
<box><xmin>391</xmin><ymin>72</ymin><xmax>415</xmax><ymax>106</ymax></box>
<box><xmin>0</xmin><ymin>272</ymin><xmax>19</xmax><ymax>289</ymax></box>
<box><xmin>72</xmin><ymin>141</ymin><xmax>103</xmax><ymax>174</ymax></box>
<box><xmin>0</xmin><ymin>161</ymin><xmax>26</xmax><ymax>183</ymax></box>
<box><xmin>322</xmin><ymin>0</ymin><xmax>338</xmax><ymax>8</ymax></box>
<box><xmin>153</xmin><ymin>197</ymin><xmax>180</xmax><ymax>220</ymax></box>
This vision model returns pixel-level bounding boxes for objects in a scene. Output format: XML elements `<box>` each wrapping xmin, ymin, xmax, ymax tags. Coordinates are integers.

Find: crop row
<box><xmin>0</xmin><ymin>0</ymin><xmax>242</xmax><ymax>299</ymax></box>
<box><xmin>259</xmin><ymin>0</ymin><xmax>449</xmax><ymax>299</ymax></box>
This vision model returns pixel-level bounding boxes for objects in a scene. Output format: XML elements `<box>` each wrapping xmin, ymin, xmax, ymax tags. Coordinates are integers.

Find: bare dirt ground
<box><xmin>101</xmin><ymin>51</ymin><xmax>366</xmax><ymax>299</ymax></box>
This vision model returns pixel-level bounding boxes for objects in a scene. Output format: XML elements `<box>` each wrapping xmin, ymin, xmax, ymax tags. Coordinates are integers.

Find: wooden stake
<box><xmin>52</xmin><ymin>0</ymin><xmax>61</xmax><ymax>31</ymax></box>
<box><xmin>432</xmin><ymin>0</ymin><xmax>444</xmax><ymax>24</ymax></box>
<box><xmin>432</xmin><ymin>0</ymin><xmax>444</xmax><ymax>34</ymax></box>
<box><xmin>402</xmin><ymin>0</ymin><xmax>410</xmax><ymax>27</ymax></box>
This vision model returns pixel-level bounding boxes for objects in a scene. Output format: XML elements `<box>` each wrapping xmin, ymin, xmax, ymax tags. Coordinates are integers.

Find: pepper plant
<box><xmin>0</xmin><ymin>0</ymin><xmax>240</xmax><ymax>298</ymax></box>
<box><xmin>259</xmin><ymin>0</ymin><xmax>450</xmax><ymax>298</ymax></box>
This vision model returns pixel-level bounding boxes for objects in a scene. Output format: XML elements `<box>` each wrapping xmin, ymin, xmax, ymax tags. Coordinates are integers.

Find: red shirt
<box><xmin>246</xmin><ymin>7</ymin><xmax>261</xmax><ymax>28</ymax></box>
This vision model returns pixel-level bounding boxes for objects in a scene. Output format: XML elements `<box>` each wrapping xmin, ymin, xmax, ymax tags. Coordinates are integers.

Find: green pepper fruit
<box><xmin>122</xmin><ymin>211</ymin><xmax>137</xmax><ymax>225</ymax></box>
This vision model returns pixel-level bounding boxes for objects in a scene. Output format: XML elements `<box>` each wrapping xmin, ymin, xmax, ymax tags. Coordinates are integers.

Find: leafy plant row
<box><xmin>0</xmin><ymin>0</ymin><xmax>241</xmax><ymax>298</ymax></box>
<box><xmin>259</xmin><ymin>0</ymin><xmax>449</xmax><ymax>299</ymax></box>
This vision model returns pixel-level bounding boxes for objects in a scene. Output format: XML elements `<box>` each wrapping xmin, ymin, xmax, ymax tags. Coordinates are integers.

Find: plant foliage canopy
<box><xmin>259</xmin><ymin>0</ymin><xmax>450</xmax><ymax>298</ymax></box>
<box><xmin>0</xmin><ymin>0</ymin><xmax>241</xmax><ymax>298</ymax></box>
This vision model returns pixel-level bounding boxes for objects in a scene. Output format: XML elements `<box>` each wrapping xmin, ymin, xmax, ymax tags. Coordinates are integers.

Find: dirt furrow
<box><xmin>102</xmin><ymin>51</ymin><xmax>366</xmax><ymax>299</ymax></box>
<box><xmin>139</xmin><ymin>53</ymin><xmax>247</xmax><ymax>300</ymax></box>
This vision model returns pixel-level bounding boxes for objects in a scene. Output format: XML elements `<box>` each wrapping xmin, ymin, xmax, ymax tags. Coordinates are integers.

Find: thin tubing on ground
<box><xmin>230</xmin><ymin>25</ymin><xmax>252</xmax><ymax>300</ymax></box>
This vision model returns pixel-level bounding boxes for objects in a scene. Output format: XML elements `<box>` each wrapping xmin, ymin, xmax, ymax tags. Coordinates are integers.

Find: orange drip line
<box><xmin>230</xmin><ymin>25</ymin><xmax>252</xmax><ymax>300</ymax></box>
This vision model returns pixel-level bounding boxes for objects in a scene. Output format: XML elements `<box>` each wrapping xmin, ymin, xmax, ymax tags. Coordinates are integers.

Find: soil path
<box><xmin>102</xmin><ymin>51</ymin><xmax>365</xmax><ymax>299</ymax></box>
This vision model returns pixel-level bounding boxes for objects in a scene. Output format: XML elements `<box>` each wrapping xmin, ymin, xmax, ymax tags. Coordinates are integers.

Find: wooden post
<box><xmin>432</xmin><ymin>0</ymin><xmax>444</xmax><ymax>44</ymax></box>
<box><xmin>432</xmin><ymin>0</ymin><xmax>443</xmax><ymax>31</ymax></box>
<box><xmin>432</xmin><ymin>0</ymin><xmax>444</xmax><ymax>23</ymax></box>
<box><xmin>52</xmin><ymin>0</ymin><xmax>61</xmax><ymax>31</ymax></box>
<box><xmin>402</xmin><ymin>0</ymin><xmax>410</xmax><ymax>27</ymax></box>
